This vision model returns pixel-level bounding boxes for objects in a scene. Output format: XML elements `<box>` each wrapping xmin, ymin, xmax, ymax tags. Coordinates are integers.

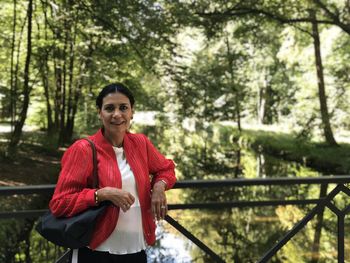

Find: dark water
<box><xmin>0</xmin><ymin>128</ymin><xmax>346</xmax><ymax>263</ymax></box>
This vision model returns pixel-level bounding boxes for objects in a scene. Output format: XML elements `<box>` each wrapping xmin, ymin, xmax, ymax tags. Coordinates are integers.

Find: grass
<box><xmin>239</xmin><ymin>128</ymin><xmax>350</xmax><ymax>174</ymax></box>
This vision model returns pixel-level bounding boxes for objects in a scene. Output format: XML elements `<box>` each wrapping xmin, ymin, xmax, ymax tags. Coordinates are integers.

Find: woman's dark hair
<box><xmin>96</xmin><ymin>83</ymin><xmax>135</xmax><ymax>109</ymax></box>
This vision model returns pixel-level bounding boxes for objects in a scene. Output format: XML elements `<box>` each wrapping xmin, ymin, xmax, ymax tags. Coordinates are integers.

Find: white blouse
<box><xmin>95</xmin><ymin>146</ymin><xmax>146</xmax><ymax>254</ymax></box>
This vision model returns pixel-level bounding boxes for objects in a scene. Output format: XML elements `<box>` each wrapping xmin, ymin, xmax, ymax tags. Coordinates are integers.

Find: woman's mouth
<box><xmin>110</xmin><ymin>121</ymin><xmax>125</xmax><ymax>126</ymax></box>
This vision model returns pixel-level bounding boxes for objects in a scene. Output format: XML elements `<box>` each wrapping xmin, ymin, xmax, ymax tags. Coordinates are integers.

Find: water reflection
<box><xmin>148</xmin><ymin>126</ymin><xmax>339</xmax><ymax>262</ymax></box>
<box><xmin>147</xmin><ymin>222</ymin><xmax>193</xmax><ymax>263</ymax></box>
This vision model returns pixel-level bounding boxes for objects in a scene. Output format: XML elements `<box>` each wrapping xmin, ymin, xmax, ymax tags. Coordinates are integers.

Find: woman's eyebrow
<box><xmin>104</xmin><ymin>102</ymin><xmax>129</xmax><ymax>106</ymax></box>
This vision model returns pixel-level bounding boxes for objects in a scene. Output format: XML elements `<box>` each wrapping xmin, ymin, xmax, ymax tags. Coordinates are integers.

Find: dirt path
<box><xmin>0</xmin><ymin>142</ymin><xmax>63</xmax><ymax>186</ymax></box>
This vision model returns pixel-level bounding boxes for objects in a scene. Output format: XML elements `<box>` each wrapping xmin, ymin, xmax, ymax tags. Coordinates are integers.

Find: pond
<box><xmin>0</xmin><ymin>126</ymin><xmax>347</xmax><ymax>262</ymax></box>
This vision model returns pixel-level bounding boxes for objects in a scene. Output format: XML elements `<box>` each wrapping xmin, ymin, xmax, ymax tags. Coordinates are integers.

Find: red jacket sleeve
<box><xmin>49</xmin><ymin>140</ymin><xmax>96</xmax><ymax>217</ymax></box>
<box><xmin>144</xmin><ymin>135</ymin><xmax>176</xmax><ymax>190</ymax></box>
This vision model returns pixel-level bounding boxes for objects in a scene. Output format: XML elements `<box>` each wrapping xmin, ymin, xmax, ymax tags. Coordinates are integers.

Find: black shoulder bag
<box><xmin>35</xmin><ymin>138</ymin><xmax>108</xmax><ymax>249</ymax></box>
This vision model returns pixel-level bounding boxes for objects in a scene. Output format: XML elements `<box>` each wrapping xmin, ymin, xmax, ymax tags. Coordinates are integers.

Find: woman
<box><xmin>49</xmin><ymin>83</ymin><xmax>176</xmax><ymax>263</ymax></box>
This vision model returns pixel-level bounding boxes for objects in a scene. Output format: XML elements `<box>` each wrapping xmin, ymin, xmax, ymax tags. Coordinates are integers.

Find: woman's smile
<box><xmin>110</xmin><ymin>121</ymin><xmax>125</xmax><ymax>125</ymax></box>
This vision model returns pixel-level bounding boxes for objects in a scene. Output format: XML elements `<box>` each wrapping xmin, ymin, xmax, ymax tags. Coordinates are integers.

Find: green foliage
<box><xmin>159</xmin><ymin>0</ymin><xmax>350</xmax><ymax>146</ymax></box>
<box><xmin>0</xmin><ymin>0</ymin><xmax>350</xmax><ymax>147</ymax></box>
<box><xmin>240</xmin><ymin>127</ymin><xmax>350</xmax><ymax>174</ymax></box>
<box><xmin>1</xmin><ymin>0</ymin><xmax>350</xmax><ymax>260</ymax></box>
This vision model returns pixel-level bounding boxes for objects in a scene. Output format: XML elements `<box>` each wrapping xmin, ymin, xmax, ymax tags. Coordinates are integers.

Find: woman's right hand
<box><xmin>96</xmin><ymin>187</ymin><xmax>135</xmax><ymax>212</ymax></box>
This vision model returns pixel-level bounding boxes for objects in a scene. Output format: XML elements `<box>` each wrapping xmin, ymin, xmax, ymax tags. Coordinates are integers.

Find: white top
<box><xmin>95</xmin><ymin>146</ymin><xmax>146</xmax><ymax>254</ymax></box>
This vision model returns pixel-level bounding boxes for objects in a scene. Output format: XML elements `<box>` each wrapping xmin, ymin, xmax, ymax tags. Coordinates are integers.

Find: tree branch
<box><xmin>197</xmin><ymin>8</ymin><xmax>334</xmax><ymax>25</ymax></box>
<box><xmin>197</xmin><ymin>5</ymin><xmax>350</xmax><ymax>35</ymax></box>
<box><xmin>312</xmin><ymin>0</ymin><xmax>340</xmax><ymax>22</ymax></box>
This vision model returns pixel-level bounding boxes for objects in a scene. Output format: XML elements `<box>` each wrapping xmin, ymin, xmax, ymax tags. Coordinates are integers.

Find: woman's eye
<box><xmin>120</xmin><ymin>105</ymin><xmax>128</xmax><ymax>111</ymax></box>
<box><xmin>104</xmin><ymin>106</ymin><xmax>114</xmax><ymax>112</ymax></box>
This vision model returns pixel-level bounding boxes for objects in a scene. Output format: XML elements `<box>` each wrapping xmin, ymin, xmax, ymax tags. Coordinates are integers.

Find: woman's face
<box><xmin>98</xmin><ymin>92</ymin><xmax>133</xmax><ymax>137</ymax></box>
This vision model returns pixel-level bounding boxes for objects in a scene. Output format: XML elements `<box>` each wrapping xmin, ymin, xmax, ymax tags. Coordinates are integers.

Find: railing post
<box><xmin>338</xmin><ymin>214</ymin><xmax>344</xmax><ymax>263</ymax></box>
<box><xmin>258</xmin><ymin>184</ymin><xmax>342</xmax><ymax>262</ymax></box>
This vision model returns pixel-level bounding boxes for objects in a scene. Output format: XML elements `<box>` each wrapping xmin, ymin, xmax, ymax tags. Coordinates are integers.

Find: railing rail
<box><xmin>1</xmin><ymin>175</ymin><xmax>350</xmax><ymax>262</ymax></box>
<box><xmin>1</xmin><ymin>176</ymin><xmax>350</xmax><ymax>196</ymax></box>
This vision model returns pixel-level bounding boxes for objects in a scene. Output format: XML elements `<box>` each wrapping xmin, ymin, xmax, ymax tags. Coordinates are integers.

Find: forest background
<box><xmin>1</xmin><ymin>0</ymin><xmax>350</xmax><ymax>262</ymax></box>
<box><xmin>1</xmin><ymin>0</ymin><xmax>350</xmax><ymax>150</ymax></box>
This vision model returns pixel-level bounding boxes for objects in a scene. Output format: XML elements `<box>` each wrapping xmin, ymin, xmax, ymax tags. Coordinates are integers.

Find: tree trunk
<box><xmin>41</xmin><ymin>0</ymin><xmax>54</xmax><ymax>134</ymax></box>
<box><xmin>58</xmin><ymin>3</ymin><xmax>73</xmax><ymax>145</ymax></box>
<box><xmin>310</xmin><ymin>10</ymin><xmax>338</xmax><ymax>146</ymax></box>
<box><xmin>9</xmin><ymin>0</ymin><xmax>33</xmax><ymax>149</ymax></box>
<box><xmin>54</xmin><ymin>58</ymin><xmax>62</xmax><ymax>131</ymax></box>
<box><xmin>66</xmin><ymin>40</ymin><xmax>95</xmax><ymax>141</ymax></box>
<box><xmin>11</xmin><ymin>5</ymin><xmax>27</xmax><ymax>134</ymax></box>
<box><xmin>258</xmin><ymin>86</ymin><xmax>266</xmax><ymax>124</ymax></box>
<box><xmin>58</xmin><ymin>37</ymin><xmax>67</xmax><ymax>145</ymax></box>
<box><xmin>10</xmin><ymin>0</ymin><xmax>17</xmax><ymax>131</ymax></box>
<box><xmin>42</xmin><ymin>55</ymin><xmax>54</xmax><ymax>134</ymax></box>
<box><xmin>310</xmin><ymin>183</ymin><xmax>328</xmax><ymax>263</ymax></box>
<box><xmin>235</xmin><ymin>93</ymin><xmax>242</xmax><ymax>131</ymax></box>
<box><xmin>225</xmin><ymin>36</ymin><xmax>242</xmax><ymax>132</ymax></box>
<box><xmin>63</xmin><ymin>21</ymin><xmax>76</xmax><ymax>144</ymax></box>
<box><xmin>258</xmin><ymin>69</ymin><xmax>273</xmax><ymax>124</ymax></box>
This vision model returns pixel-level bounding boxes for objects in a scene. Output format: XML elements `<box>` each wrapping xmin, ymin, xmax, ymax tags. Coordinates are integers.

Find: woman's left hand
<box><xmin>151</xmin><ymin>181</ymin><xmax>167</xmax><ymax>220</ymax></box>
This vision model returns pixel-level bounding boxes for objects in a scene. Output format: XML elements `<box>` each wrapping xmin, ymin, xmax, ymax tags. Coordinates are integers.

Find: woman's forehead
<box><xmin>103</xmin><ymin>92</ymin><xmax>130</xmax><ymax>104</ymax></box>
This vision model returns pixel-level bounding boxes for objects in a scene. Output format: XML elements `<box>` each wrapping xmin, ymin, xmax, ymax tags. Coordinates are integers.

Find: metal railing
<box><xmin>1</xmin><ymin>175</ymin><xmax>350</xmax><ymax>262</ymax></box>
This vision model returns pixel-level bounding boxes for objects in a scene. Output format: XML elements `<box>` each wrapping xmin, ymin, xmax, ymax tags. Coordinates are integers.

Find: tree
<box><xmin>9</xmin><ymin>0</ymin><xmax>17</xmax><ymax>132</ymax></box>
<box><xmin>9</xmin><ymin>0</ymin><xmax>33</xmax><ymax>150</ymax></box>
<box><xmin>309</xmin><ymin>9</ymin><xmax>337</xmax><ymax>146</ymax></box>
<box><xmin>2</xmin><ymin>0</ymin><xmax>178</xmax><ymax>147</ymax></box>
<box><xmin>185</xmin><ymin>0</ymin><xmax>340</xmax><ymax>145</ymax></box>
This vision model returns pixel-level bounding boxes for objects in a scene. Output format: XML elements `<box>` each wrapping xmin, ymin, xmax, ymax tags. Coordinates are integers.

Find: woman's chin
<box><xmin>109</xmin><ymin>125</ymin><xmax>127</xmax><ymax>132</ymax></box>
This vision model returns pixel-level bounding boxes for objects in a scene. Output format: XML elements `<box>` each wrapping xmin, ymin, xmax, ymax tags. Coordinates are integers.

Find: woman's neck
<box><xmin>103</xmin><ymin>130</ymin><xmax>125</xmax><ymax>147</ymax></box>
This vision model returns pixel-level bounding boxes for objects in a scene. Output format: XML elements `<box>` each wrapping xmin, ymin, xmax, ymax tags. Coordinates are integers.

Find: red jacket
<box><xmin>49</xmin><ymin>129</ymin><xmax>176</xmax><ymax>249</ymax></box>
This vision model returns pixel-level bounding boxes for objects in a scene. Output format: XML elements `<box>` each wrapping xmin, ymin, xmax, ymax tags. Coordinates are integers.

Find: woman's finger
<box><xmin>113</xmin><ymin>190</ymin><xmax>134</xmax><ymax>212</ymax></box>
<box><xmin>120</xmin><ymin>202</ymin><xmax>131</xmax><ymax>212</ymax></box>
<box><xmin>153</xmin><ymin>202</ymin><xmax>160</xmax><ymax>220</ymax></box>
<box><xmin>129</xmin><ymin>194</ymin><xmax>136</xmax><ymax>204</ymax></box>
<box><xmin>151</xmin><ymin>186</ymin><xmax>167</xmax><ymax>220</ymax></box>
<box><xmin>160</xmin><ymin>203</ymin><xmax>167</xmax><ymax>219</ymax></box>
<box><xmin>154</xmin><ymin>200</ymin><xmax>163</xmax><ymax>219</ymax></box>
<box><xmin>126</xmin><ymin>193</ymin><xmax>135</xmax><ymax>206</ymax></box>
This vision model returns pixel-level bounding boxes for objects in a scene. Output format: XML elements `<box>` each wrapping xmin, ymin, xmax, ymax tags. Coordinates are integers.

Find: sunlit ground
<box><xmin>0</xmin><ymin>123</ymin><xmax>37</xmax><ymax>133</ymax></box>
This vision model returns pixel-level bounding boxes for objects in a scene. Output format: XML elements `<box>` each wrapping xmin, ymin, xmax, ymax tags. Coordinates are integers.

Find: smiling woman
<box><xmin>48</xmin><ymin>83</ymin><xmax>176</xmax><ymax>263</ymax></box>
<box><xmin>98</xmin><ymin>90</ymin><xmax>134</xmax><ymax>147</ymax></box>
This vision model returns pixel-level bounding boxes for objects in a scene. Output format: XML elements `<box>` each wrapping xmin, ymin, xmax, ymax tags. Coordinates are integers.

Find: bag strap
<box><xmin>82</xmin><ymin>138</ymin><xmax>98</xmax><ymax>189</ymax></box>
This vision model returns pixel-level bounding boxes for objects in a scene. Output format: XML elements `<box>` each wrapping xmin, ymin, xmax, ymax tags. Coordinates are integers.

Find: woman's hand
<box><xmin>97</xmin><ymin>187</ymin><xmax>135</xmax><ymax>212</ymax></box>
<box><xmin>151</xmin><ymin>181</ymin><xmax>167</xmax><ymax>220</ymax></box>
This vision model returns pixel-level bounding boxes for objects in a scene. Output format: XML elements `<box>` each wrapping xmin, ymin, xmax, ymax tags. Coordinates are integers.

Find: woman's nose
<box><xmin>112</xmin><ymin>109</ymin><xmax>121</xmax><ymax>117</ymax></box>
